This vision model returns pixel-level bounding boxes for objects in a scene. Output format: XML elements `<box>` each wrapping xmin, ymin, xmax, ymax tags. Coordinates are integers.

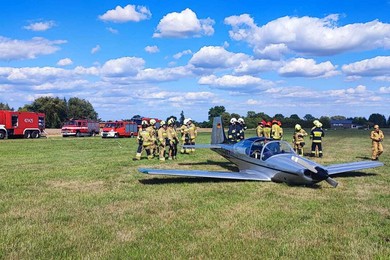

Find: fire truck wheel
<box><xmin>31</xmin><ymin>131</ymin><xmax>40</xmax><ymax>138</ymax></box>
<box><xmin>0</xmin><ymin>130</ymin><xmax>6</xmax><ymax>139</ymax></box>
<box><xmin>76</xmin><ymin>131</ymin><xmax>81</xmax><ymax>137</ymax></box>
<box><xmin>24</xmin><ymin>131</ymin><xmax>31</xmax><ymax>138</ymax></box>
<box><xmin>114</xmin><ymin>133</ymin><xmax>119</xmax><ymax>138</ymax></box>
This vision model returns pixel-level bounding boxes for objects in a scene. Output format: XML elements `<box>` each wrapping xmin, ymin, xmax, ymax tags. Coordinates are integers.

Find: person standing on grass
<box><xmin>310</xmin><ymin>122</ymin><xmax>324</xmax><ymax>157</ymax></box>
<box><xmin>370</xmin><ymin>125</ymin><xmax>384</xmax><ymax>161</ymax></box>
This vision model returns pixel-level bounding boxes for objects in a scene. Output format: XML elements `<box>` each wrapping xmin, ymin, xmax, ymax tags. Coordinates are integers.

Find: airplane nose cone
<box><xmin>304</xmin><ymin>166</ymin><xmax>329</xmax><ymax>182</ymax></box>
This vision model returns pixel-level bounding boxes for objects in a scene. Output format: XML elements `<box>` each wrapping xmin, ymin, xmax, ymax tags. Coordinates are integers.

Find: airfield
<box><xmin>1</xmin><ymin>128</ymin><xmax>389</xmax><ymax>258</ymax></box>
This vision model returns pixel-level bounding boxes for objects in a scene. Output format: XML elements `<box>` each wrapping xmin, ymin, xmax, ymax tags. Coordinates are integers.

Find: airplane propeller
<box><xmin>291</xmin><ymin>156</ymin><xmax>338</xmax><ymax>188</ymax></box>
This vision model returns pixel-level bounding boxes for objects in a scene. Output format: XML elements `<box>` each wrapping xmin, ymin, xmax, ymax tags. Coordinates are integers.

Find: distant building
<box><xmin>330</xmin><ymin>119</ymin><xmax>363</xmax><ymax>129</ymax></box>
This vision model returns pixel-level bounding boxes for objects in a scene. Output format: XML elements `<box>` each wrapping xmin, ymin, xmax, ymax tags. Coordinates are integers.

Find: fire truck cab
<box><xmin>61</xmin><ymin>119</ymin><xmax>100</xmax><ymax>137</ymax></box>
<box><xmin>0</xmin><ymin>110</ymin><xmax>45</xmax><ymax>139</ymax></box>
<box><xmin>101</xmin><ymin>120</ymin><xmax>138</xmax><ymax>138</ymax></box>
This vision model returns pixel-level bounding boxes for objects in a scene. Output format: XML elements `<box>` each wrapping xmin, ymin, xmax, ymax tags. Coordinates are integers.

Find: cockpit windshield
<box><xmin>260</xmin><ymin>141</ymin><xmax>294</xmax><ymax>160</ymax></box>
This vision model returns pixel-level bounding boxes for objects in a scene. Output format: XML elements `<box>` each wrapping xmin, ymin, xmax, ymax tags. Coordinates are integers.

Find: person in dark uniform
<box><xmin>227</xmin><ymin>118</ymin><xmax>239</xmax><ymax>143</ymax></box>
<box><xmin>310</xmin><ymin>122</ymin><xmax>324</xmax><ymax>157</ymax></box>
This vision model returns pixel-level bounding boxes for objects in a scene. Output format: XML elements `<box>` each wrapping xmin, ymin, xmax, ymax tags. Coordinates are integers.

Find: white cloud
<box><xmin>24</xmin><ymin>21</ymin><xmax>55</xmax><ymax>31</ymax></box>
<box><xmin>225</xmin><ymin>14</ymin><xmax>390</xmax><ymax>57</ymax></box>
<box><xmin>99</xmin><ymin>4</ymin><xmax>151</xmax><ymax>23</ymax></box>
<box><xmin>57</xmin><ymin>58</ymin><xmax>73</xmax><ymax>66</ymax></box>
<box><xmin>189</xmin><ymin>46</ymin><xmax>249</xmax><ymax>69</ymax></box>
<box><xmin>101</xmin><ymin>57</ymin><xmax>145</xmax><ymax>77</ymax></box>
<box><xmin>145</xmin><ymin>45</ymin><xmax>159</xmax><ymax>53</ymax></box>
<box><xmin>0</xmin><ymin>36</ymin><xmax>65</xmax><ymax>61</ymax></box>
<box><xmin>107</xmin><ymin>27</ymin><xmax>119</xmax><ymax>34</ymax></box>
<box><xmin>173</xmin><ymin>49</ymin><xmax>192</xmax><ymax>59</ymax></box>
<box><xmin>342</xmin><ymin>56</ymin><xmax>390</xmax><ymax>77</ymax></box>
<box><xmin>153</xmin><ymin>8</ymin><xmax>214</xmax><ymax>38</ymax></box>
<box><xmin>279</xmin><ymin>58</ymin><xmax>338</xmax><ymax>77</ymax></box>
<box><xmin>234</xmin><ymin>59</ymin><xmax>282</xmax><ymax>74</ymax></box>
<box><xmin>91</xmin><ymin>45</ymin><xmax>101</xmax><ymax>54</ymax></box>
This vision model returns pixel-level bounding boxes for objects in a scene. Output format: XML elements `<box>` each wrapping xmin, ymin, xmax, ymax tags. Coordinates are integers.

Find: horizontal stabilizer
<box><xmin>139</xmin><ymin>168</ymin><xmax>271</xmax><ymax>181</ymax></box>
<box><xmin>326</xmin><ymin>161</ymin><xmax>384</xmax><ymax>175</ymax></box>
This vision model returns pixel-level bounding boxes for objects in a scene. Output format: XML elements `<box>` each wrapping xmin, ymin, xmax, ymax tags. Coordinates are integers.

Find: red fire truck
<box><xmin>61</xmin><ymin>119</ymin><xmax>100</xmax><ymax>137</ymax></box>
<box><xmin>0</xmin><ymin>110</ymin><xmax>45</xmax><ymax>139</ymax></box>
<box><xmin>101</xmin><ymin>120</ymin><xmax>138</xmax><ymax>138</ymax></box>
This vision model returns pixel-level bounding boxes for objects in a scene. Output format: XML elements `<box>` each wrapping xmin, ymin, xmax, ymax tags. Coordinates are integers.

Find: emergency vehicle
<box><xmin>0</xmin><ymin>110</ymin><xmax>45</xmax><ymax>139</ymax></box>
<box><xmin>101</xmin><ymin>120</ymin><xmax>138</xmax><ymax>138</ymax></box>
<box><xmin>61</xmin><ymin>119</ymin><xmax>100</xmax><ymax>137</ymax></box>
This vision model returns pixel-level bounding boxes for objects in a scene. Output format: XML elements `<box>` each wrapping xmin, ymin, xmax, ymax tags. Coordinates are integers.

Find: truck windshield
<box><xmin>104</xmin><ymin>123</ymin><xmax>117</xmax><ymax>128</ymax></box>
<box><xmin>64</xmin><ymin>120</ymin><xmax>76</xmax><ymax>126</ymax></box>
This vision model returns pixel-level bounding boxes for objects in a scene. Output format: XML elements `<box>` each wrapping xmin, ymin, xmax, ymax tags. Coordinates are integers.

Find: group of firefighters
<box><xmin>133</xmin><ymin>117</ymin><xmax>197</xmax><ymax>161</ymax></box>
<box><xmin>133</xmin><ymin>116</ymin><xmax>385</xmax><ymax>162</ymax></box>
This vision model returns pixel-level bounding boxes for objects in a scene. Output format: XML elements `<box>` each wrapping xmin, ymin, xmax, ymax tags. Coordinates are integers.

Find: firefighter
<box><xmin>133</xmin><ymin>120</ymin><xmax>154</xmax><ymax>160</ymax></box>
<box><xmin>271</xmin><ymin>119</ymin><xmax>283</xmax><ymax>140</ymax></box>
<box><xmin>186</xmin><ymin>118</ymin><xmax>197</xmax><ymax>153</ymax></box>
<box><xmin>227</xmin><ymin>118</ymin><xmax>239</xmax><ymax>143</ymax></box>
<box><xmin>293</xmin><ymin>124</ymin><xmax>308</xmax><ymax>156</ymax></box>
<box><xmin>256</xmin><ymin>120</ymin><xmax>266</xmax><ymax>137</ymax></box>
<box><xmin>237</xmin><ymin>118</ymin><xmax>247</xmax><ymax>140</ymax></box>
<box><xmin>179</xmin><ymin>121</ymin><xmax>190</xmax><ymax>154</ymax></box>
<box><xmin>263</xmin><ymin>121</ymin><xmax>272</xmax><ymax>138</ymax></box>
<box><xmin>167</xmin><ymin>118</ymin><xmax>179</xmax><ymax>160</ymax></box>
<box><xmin>157</xmin><ymin>120</ymin><xmax>168</xmax><ymax>161</ymax></box>
<box><xmin>370</xmin><ymin>125</ymin><xmax>384</xmax><ymax>160</ymax></box>
<box><xmin>310</xmin><ymin>122</ymin><xmax>324</xmax><ymax>157</ymax></box>
<box><xmin>147</xmin><ymin>119</ymin><xmax>158</xmax><ymax>156</ymax></box>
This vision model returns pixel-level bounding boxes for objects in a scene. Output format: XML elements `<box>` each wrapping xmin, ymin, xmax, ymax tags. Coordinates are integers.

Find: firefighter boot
<box><xmin>133</xmin><ymin>153</ymin><xmax>142</xmax><ymax>160</ymax></box>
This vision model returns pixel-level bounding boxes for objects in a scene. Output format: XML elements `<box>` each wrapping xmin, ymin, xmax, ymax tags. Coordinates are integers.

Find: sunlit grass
<box><xmin>0</xmin><ymin>129</ymin><xmax>389</xmax><ymax>258</ymax></box>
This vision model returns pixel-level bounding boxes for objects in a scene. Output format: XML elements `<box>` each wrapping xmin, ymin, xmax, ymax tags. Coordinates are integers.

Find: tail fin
<box><xmin>211</xmin><ymin>116</ymin><xmax>227</xmax><ymax>144</ymax></box>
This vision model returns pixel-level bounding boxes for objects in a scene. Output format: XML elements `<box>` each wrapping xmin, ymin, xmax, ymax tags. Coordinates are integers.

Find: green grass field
<box><xmin>1</xmin><ymin>129</ymin><xmax>389</xmax><ymax>259</ymax></box>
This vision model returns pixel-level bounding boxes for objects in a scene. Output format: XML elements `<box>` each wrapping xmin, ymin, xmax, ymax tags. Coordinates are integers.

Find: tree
<box><xmin>67</xmin><ymin>97</ymin><xmax>98</xmax><ymax>120</ymax></box>
<box><xmin>368</xmin><ymin>113</ymin><xmax>386</xmax><ymax>127</ymax></box>
<box><xmin>179</xmin><ymin>111</ymin><xmax>185</xmax><ymax>125</ymax></box>
<box><xmin>290</xmin><ymin>114</ymin><xmax>300</xmax><ymax>120</ymax></box>
<box><xmin>21</xmin><ymin>96</ymin><xmax>67</xmax><ymax>128</ymax></box>
<box><xmin>330</xmin><ymin>115</ymin><xmax>346</xmax><ymax>120</ymax></box>
<box><xmin>0</xmin><ymin>102</ymin><xmax>12</xmax><ymax>110</ymax></box>
<box><xmin>273</xmin><ymin>114</ymin><xmax>284</xmax><ymax>120</ymax></box>
<box><xmin>303</xmin><ymin>114</ymin><xmax>315</xmax><ymax>121</ymax></box>
<box><xmin>208</xmin><ymin>106</ymin><xmax>226</xmax><ymax>121</ymax></box>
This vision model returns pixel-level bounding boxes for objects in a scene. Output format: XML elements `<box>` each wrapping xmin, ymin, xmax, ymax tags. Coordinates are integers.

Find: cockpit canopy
<box><xmin>232</xmin><ymin>137</ymin><xmax>295</xmax><ymax>161</ymax></box>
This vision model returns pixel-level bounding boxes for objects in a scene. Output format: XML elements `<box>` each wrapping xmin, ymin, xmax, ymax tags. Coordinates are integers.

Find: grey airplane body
<box><xmin>139</xmin><ymin>117</ymin><xmax>383</xmax><ymax>187</ymax></box>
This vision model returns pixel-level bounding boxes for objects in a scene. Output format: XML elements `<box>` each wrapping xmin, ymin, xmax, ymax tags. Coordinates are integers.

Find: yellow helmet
<box><xmin>149</xmin><ymin>119</ymin><xmax>156</xmax><ymax>125</ymax></box>
<box><xmin>160</xmin><ymin>120</ymin><xmax>166</xmax><ymax>126</ymax></box>
<box><xmin>295</xmin><ymin>124</ymin><xmax>301</xmax><ymax>131</ymax></box>
<box><xmin>168</xmin><ymin>118</ymin><xmax>175</xmax><ymax>125</ymax></box>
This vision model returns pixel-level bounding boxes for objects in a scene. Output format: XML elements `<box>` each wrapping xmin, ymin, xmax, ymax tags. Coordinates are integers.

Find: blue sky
<box><xmin>1</xmin><ymin>0</ymin><xmax>390</xmax><ymax>121</ymax></box>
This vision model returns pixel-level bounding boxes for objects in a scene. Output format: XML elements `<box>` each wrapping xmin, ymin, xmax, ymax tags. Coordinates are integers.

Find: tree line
<box><xmin>193</xmin><ymin>106</ymin><xmax>389</xmax><ymax>129</ymax></box>
<box><xmin>0</xmin><ymin>97</ymin><xmax>98</xmax><ymax>128</ymax></box>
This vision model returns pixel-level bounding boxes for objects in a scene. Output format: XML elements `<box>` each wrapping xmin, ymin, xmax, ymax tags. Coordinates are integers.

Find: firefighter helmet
<box><xmin>295</xmin><ymin>124</ymin><xmax>302</xmax><ymax>131</ymax></box>
<box><xmin>238</xmin><ymin>118</ymin><xmax>245</xmax><ymax>124</ymax></box>
<box><xmin>149</xmin><ymin>119</ymin><xmax>156</xmax><ymax>125</ymax></box>
<box><xmin>168</xmin><ymin>118</ymin><xmax>175</xmax><ymax>125</ymax></box>
<box><xmin>230</xmin><ymin>118</ymin><xmax>237</xmax><ymax>124</ymax></box>
<box><xmin>141</xmin><ymin>120</ymin><xmax>148</xmax><ymax>126</ymax></box>
<box><xmin>160</xmin><ymin>120</ymin><xmax>166</xmax><ymax>126</ymax></box>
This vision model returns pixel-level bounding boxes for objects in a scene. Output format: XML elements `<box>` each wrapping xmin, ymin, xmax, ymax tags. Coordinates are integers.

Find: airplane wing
<box><xmin>325</xmin><ymin>161</ymin><xmax>384</xmax><ymax>175</ymax></box>
<box><xmin>139</xmin><ymin>168</ymin><xmax>271</xmax><ymax>181</ymax></box>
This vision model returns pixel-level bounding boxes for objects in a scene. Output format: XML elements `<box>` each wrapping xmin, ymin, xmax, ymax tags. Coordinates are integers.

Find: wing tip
<box><xmin>138</xmin><ymin>168</ymin><xmax>149</xmax><ymax>174</ymax></box>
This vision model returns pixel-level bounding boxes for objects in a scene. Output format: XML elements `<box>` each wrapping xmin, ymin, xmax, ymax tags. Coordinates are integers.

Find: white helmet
<box><xmin>313</xmin><ymin>120</ymin><xmax>320</xmax><ymax>127</ymax></box>
<box><xmin>168</xmin><ymin>118</ymin><xmax>175</xmax><ymax>125</ymax></box>
<box><xmin>230</xmin><ymin>118</ymin><xmax>237</xmax><ymax>124</ymax></box>
<box><xmin>295</xmin><ymin>124</ymin><xmax>302</xmax><ymax>131</ymax></box>
<box><xmin>149</xmin><ymin>119</ymin><xmax>156</xmax><ymax>125</ymax></box>
<box><xmin>238</xmin><ymin>118</ymin><xmax>245</xmax><ymax>124</ymax></box>
<box><xmin>317</xmin><ymin>122</ymin><xmax>323</xmax><ymax>128</ymax></box>
<box><xmin>141</xmin><ymin>120</ymin><xmax>148</xmax><ymax>126</ymax></box>
<box><xmin>183</xmin><ymin>118</ymin><xmax>189</xmax><ymax>125</ymax></box>
<box><xmin>160</xmin><ymin>120</ymin><xmax>166</xmax><ymax>126</ymax></box>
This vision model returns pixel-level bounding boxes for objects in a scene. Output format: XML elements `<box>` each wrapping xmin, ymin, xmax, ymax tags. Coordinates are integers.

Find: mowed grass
<box><xmin>0</xmin><ymin>129</ymin><xmax>389</xmax><ymax>259</ymax></box>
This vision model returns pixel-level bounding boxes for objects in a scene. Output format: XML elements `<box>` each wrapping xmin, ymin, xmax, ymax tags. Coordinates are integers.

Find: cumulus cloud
<box><xmin>0</xmin><ymin>36</ymin><xmax>65</xmax><ymax>61</ymax></box>
<box><xmin>99</xmin><ymin>4</ymin><xmax>151</xmax><ymax>23</ymax></box>
<box><xmin>153</xmin><ymin>8</ymin><xmax>214</xmax><ymax>38</ymax></box>
<box><xmin>234</xmin><ymin>59</ymin><xmax>282</xmax><ymax>74</ymax></box>
<box><xmin>91</xmin><ymin>45</ymin><xmax>101</xmax><ymax>54</ymax></box>
<box><xmin>189</xmin><ymin>46</ymin><xmax>249</xmax><ymax>69</ymax></box>
<box><xmin>379</xmin><ymin>86</ymin><xmax>390</xmax><ymax>93</ymax></box>
<box><xmin>101</xmin><ymin>57</ymin><xmax>145</xmax><ymax>77</ymax></box>
<box><xmin>225</xmin><ymin>14</ymin><xmax>390</xmax><ymax>57</ymax></box>
<box><xmin>24</xmin><ymin>20</ymin><xmax>56</xmax><ymax>31</ymax></box>
<box><xmin>279</xmin><ymin>58</ymin><xmax>339</xmax><ymax>77</ymax></box>
<box><xmin>107</xmin><ymin>27</ymin><xmax>119</xmax><ymax>34</ymax></box>
<box><xmin>342</xmin><ymin>56</ymin><xmax>390</xmax><ymax>77</ymax></box>
<box><xmin>173</xmin><ymin>49</ymin><xmax>193</xmax><ymax>59</ymax></box>
<box><xmin>57</xmin><ymin>58</ymin><xmax>73</xmax><ymax>66</ymax></box>
<box><xmin>145</xmin><ymin>45</ymin><xmax>159</xmax><ymax>53</ymax></box>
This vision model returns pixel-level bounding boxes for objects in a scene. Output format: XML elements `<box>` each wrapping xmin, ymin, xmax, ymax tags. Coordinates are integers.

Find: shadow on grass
<box><xmin>139</xmin><ymin>177</ymin><xmax>245</xmax><ymax>185</ymax></box>
<box><xmin>331</xmin><ymin>171</ymin><xmax>377</xmax><ymax>178</ymax></box>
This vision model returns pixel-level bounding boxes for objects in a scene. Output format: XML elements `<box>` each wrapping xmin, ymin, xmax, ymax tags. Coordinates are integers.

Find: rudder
<box><xmin>211</xmin><ymin>116</ymin><xmax>227</xmax><ymax>144</ymax></box>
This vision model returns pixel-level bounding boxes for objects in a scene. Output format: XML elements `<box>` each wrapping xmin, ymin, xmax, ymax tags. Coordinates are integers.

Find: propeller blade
<box><xmin>325</xmin><ymin>177</ymin><xmax>338</xmax><ymax>188</ymax></box>
<box><xmin>291</xmin><ymin>156</ymin><xmax>318</xmax><ymax>173</ymax></box>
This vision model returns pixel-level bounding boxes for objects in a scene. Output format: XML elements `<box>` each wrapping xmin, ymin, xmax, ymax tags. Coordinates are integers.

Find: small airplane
<box><xmin>139</xmin><ymin>117</ymin><xmax>383</xmax><ymax>187</ymax></box>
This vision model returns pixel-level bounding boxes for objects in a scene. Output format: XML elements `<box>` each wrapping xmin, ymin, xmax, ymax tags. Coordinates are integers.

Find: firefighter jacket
<box><xmin>310</xmin><ymin>127</ymin><xmax>324</xmax><ymax>143</ymax></box>
<box><xmin>293</xmin><ymin>129</ymin><xmax>308</xmax><ymax>144</ymax></box>
<box><xmin>256</xmin><ymin>125</ymin><xmax>264</xmax><ymax>137</ymax></box>
<box><xmin>271</xmin><ymin>124</ymin><xmax>283</xmax><ymax>140</ymax></box>
<box><xmin>138</xmin><ymin>128</ymin><xmax>153</xmax><ymax>147</ymax></box>
<box><xmin>167</xmin><ymin>126</ymin><xmax>178</xmax><ymax>144</ymax></box>
<box><xmin>370</xmin><ymin>130</ymin><xmax>384</xmax><ymax>143</ymax></box>
<box><xmin>263</xmin><ymin>126</ymin><xmax>271</xmax><ymax>138</ymax></box>
<box><xmin>146</xmin><ymin>125</ymin><xmax>157</xmax><ymax>142</ymax></box>
<box><xmin>158</xmin><ymin>127</ymin><xmax>168</xmax><ymax>145</ymax></box>
<box><xmin>228</xmin><ymin>124</ymin><xmax>239</xmax><ymax>142</ymax></box>
<box><xmin>179</xmin><ymin>124</ymin><xmax>189</xmax><ymax>140</ymax></box>
<box><xmin>238</xmin><ymin>124</ymin><xmax>246</xmax><ymax>140</ymax></box>
<box><xmin>188</xmin><ymin>123</ymin><xmax>197</xmax><ymax>140</ymax></box>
